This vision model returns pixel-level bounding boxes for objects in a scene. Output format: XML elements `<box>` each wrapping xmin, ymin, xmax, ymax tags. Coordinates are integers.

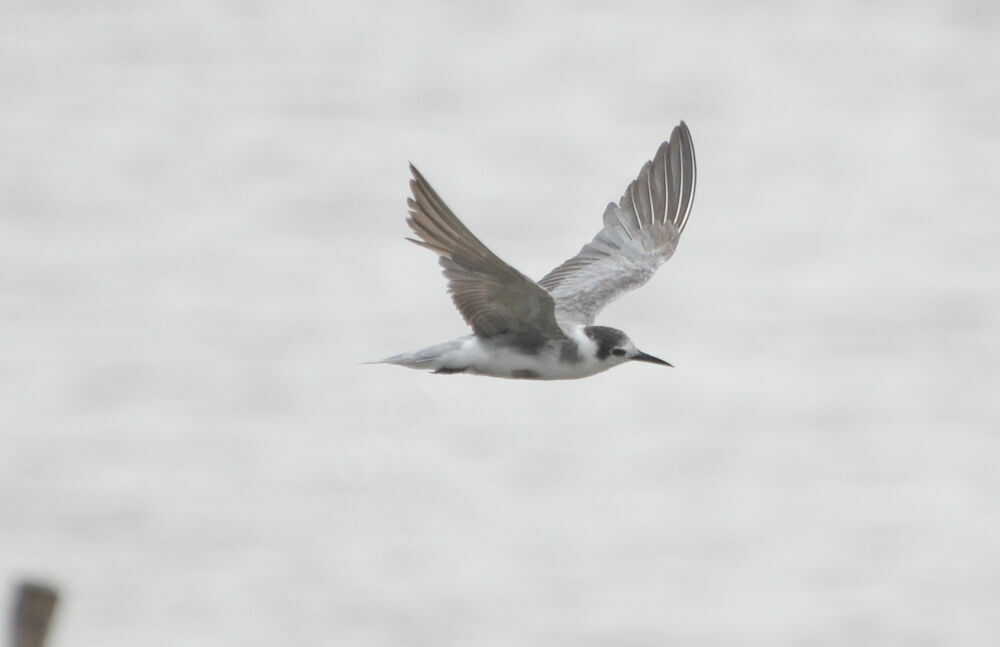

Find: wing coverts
<box><xmin>406</xmin><ymin>165</ymin><xmax>565</xmax><ymax>339</ymax></box>
<box><xmin>539</xmin><ymin>121</ymin><xmax>696</xmax><ymax>325</ymax></box>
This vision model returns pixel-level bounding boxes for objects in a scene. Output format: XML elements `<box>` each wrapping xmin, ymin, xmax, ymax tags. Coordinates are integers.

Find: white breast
<box><xmin>449</xmin><ymin>328</ymin><xmax>608</xmax><ymax>380</ymax></box>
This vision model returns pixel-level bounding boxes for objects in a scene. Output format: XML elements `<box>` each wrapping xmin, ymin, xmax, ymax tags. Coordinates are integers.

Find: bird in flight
<box><xmin>377</xmin><ymin>121</ymin><xmax>696</xmax><ymax>380</ymax></box>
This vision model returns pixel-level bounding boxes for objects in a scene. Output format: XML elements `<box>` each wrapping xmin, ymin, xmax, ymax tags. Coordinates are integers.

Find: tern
<box><xmin>377</xmin><ymin>121</ymin><xmax>696</xmax><ymax>380</ymax></box>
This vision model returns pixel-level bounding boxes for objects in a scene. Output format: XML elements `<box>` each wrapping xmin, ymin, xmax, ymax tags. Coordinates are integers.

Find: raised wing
<box><xmin>539</xmin><ymin>121</ymin><xmax>696</xmax><ymax>326</ymax></box>
<box><xmin>406</xmin><ymin>164</ymin><xmax>565</xmax><ymax>339</ymax></box>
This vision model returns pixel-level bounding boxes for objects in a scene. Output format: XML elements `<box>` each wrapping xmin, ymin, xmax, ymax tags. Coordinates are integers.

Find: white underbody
<box><xmin>382</xmin><ymin>326</ymin><xmax>619</xmax><ymax>380</ymax></box>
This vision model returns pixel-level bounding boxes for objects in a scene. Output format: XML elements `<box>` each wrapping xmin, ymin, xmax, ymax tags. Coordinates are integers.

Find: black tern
<box><xmin>377</xmin><ymin>121</ymin><xmax>696</xmax><ymax>379</ymax></box>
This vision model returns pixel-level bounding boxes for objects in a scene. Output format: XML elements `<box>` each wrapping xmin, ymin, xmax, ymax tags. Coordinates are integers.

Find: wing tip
<box><xmin>405</xmin><ymin>236</ymin><xmax>447</xmax><ymax>255</ymax></box>
<box><xmin>675</xmin><ymin>120</ymin><xmax>691</xmax><ymax>140</ymax></box>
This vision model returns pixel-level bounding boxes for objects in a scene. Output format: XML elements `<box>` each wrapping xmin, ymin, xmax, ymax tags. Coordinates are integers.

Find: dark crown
<box><xmin>583</xmin><ymin>326</ymin><xmax>628</xmax><ymax>360</ymax></box>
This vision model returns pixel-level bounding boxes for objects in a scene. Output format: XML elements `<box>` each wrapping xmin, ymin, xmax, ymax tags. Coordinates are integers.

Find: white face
<box><xmin>573</xmin><ymin>326</ymin><xmax>671</xmax><ymax>372</ymax></box>
<box><xmin>606</xmin><ymin>338</ymin><xmax>638</xmax><ymax>364</ymax></box>
<box><xmin>600</xmin><ymin>334</ymin><xmax>673</xmax><ymax>369</ymax></box>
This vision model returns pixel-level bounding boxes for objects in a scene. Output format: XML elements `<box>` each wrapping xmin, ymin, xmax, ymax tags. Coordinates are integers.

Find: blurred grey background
<box><xmin>2</xmin><ymin>1</ymin><xmax>999</xmax><ymax>645</ymax></box>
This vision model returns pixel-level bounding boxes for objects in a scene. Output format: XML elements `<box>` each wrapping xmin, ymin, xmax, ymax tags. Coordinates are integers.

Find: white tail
<box><xmin>370</xmin><ymin>337</ymin><xmax>469</xmax><ymax>370</ymax></box>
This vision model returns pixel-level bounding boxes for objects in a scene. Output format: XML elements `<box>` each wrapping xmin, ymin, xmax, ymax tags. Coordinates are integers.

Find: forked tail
<box><xmin>368</xmin><ymin>338</ymin><xmax>468</xmax><ymax>371</ymax></box>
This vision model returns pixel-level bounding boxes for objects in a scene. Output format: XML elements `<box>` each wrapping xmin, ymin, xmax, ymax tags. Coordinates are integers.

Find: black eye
<box><xmin>611</xmin><ymin>348</ymin><xmax>627</xmax><ymax>357</ymax></box>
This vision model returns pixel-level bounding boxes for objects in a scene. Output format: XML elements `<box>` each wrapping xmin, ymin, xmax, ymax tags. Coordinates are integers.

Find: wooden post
<box><xmin>10</xmin><ymin>582</ymin><xmax>58</xmax><ymax>647</ymax></box>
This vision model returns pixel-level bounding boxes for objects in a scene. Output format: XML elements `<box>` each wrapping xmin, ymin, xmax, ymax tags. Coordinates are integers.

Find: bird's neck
<box><xmin>566</xmin><ymin>326</ymin><xmax>600</xmax><ymax>362</ymax></box>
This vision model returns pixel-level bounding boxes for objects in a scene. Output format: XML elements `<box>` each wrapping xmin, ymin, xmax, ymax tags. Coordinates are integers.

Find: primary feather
<box><xmin>539</xmin><ymin>121</ymin><xmax>696</xmax><ymax>326</ymax></box>
<box><xmin>406</xmin><ymin>165</ymin><xmax>565</xmax><ymax>339</ymax></box>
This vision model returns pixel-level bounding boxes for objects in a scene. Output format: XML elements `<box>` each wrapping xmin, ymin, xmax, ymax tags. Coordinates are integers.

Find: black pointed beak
<box><xmin>631</xmin><ymin>351</ymin><xmax>673</xmax><ymax>367</ymax></box>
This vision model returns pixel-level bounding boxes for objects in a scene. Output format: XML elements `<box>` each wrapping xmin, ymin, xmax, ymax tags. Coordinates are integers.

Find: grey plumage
<box><xmin>406</xmin><ymin>166</ymin><xmax>565</xmax><ymax>339</ymax></box>
<box><xmin>539</xmin><ymin>121</ymin><xmax>696</xmax><ymax>326</ymax></box>
<box><xmin>406</xmin><ymin>122</ymin><xmax>695</xmax><ymax>334</ymax></box>
<box><xmin>382</xmin><ymin>121</ymin><xmax>697</xmax><ymax>379</ymax></box>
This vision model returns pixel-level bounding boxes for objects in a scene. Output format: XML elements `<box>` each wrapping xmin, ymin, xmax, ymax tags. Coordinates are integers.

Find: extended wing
<box><xmin>406</xmin><ymin>164</ymin><xmax>565</xmax><ymax>339</ymax></box>
<box><xmin>539</xmin><ymin>121</ymin><xmax>696</xmax><ymax>326</ymax></box>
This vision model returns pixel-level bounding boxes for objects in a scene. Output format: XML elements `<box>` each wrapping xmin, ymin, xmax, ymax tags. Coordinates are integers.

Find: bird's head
<box><xmin>583</xmin><ymin>325</ymin><xmax>672</xmax><ymax>369</ymax></box>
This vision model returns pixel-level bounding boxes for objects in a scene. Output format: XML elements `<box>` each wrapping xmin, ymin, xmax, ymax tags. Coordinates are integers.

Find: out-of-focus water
<box><xmin>3</xmin><ymin>2</ymin><xmax>999</xmax><ymax>645</ymax></box>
